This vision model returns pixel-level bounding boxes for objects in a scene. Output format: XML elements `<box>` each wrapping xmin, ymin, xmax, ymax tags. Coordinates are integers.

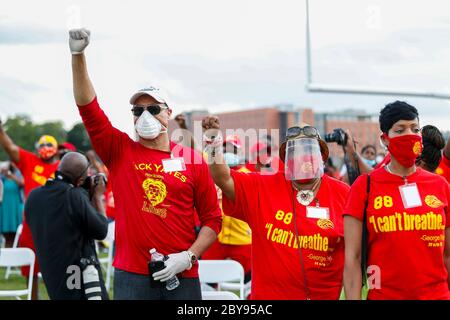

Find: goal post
<box><xmin>304</xmin><ymin>0</ymin><xmax>450</xmax><ymax>100</ymax></box>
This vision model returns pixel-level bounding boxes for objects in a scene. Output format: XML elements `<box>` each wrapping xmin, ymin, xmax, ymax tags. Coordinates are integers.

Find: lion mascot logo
<box><xmin>142</xmin><ymin>177</ymin><xmax>167</xmax><ymax>207</ymax></box>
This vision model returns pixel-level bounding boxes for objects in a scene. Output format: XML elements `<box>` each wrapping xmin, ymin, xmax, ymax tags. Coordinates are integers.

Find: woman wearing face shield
<box><xmin>343</xmin><ymin>101</ymin><xmax>450</xmax><ymax>300</ymax></box>
<box><xmin>203</xmin><ymin>117</ymin><xmax>350</xmax><ymax>300</ymax></box>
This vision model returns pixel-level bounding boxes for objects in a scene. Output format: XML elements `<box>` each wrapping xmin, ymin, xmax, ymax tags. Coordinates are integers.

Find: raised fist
<box><xmin>201</xmin><ymin>115</ymin><xmax>221</xmax><ymax>139</ymax></box>
<box><xmin>69</xmin><ymin>28</ymin><xmax>91</xmax><ymax>55</ymax></box>
<box><xmin>201</xmin><ymin>115</ymin><xmax>220</xmax><ymax>131</ymax></box>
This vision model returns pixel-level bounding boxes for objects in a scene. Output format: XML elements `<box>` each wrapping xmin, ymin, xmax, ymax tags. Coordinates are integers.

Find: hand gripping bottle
<box><xmin>149</xmin><ymin>248</ymin><xmax>179</xmax><ymax>290</ymax></box>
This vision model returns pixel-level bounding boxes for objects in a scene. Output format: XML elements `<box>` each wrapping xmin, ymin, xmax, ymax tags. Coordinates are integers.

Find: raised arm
<box><xmin>86</xmin><ymin>150</ymin><xmax>106</xmax><ymax>174</ymax></box>
<box><xmin>69</xmin><ymin>29</ymin><xmax>96</xmax><ymax>106</ymax></box>
<box><xmin>344</xmin><ymin>129</ymin><xmax>373</xmax><ymax>175</ymax></box>
<box><xmin>201</xmin><ymin>116</ymin><xmax>235</xmax><ymax>201</ymax></box>
<box><xmin>69</xmin><ymin>29</ymin><xmax>128</xmax><ymax>167</ymax></box>
<box><xmin>0</xmin><ymin>120</ymin><xmax>20</xmax><ymax>163</ymax></box>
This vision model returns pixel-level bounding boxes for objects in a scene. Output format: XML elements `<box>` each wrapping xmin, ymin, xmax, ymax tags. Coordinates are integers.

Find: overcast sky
<box><xmin>1</xmin><ymin>0</ymin><xmax>450</xmax><ymax>137</ymax></box>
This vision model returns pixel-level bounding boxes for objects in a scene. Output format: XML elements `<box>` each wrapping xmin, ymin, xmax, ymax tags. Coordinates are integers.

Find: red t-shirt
<box><xmin>435</xmin><ymin>155</ymin><xmax>450</xmax><ymax>183</ymax></box>
<box><xmin>222</xmin><ymin>172</ymin><xmax>350</xmax><ymax>300</ymax></box>
<box><xmin>15</xmin><ymin>148</ymin><xmax>59</xmax><ymax>198</ymax></box>
<box><xmin>78</xmin><ymin>97</ymin><xmax>222</xmax><ymax>277</ymax></box>
<box><xmin>344</xmin><ymin>167</ymin><xmax>450</xmax><ymax>300</ymax></box>
<box><xmin>15</xmin><ymin>148</ymin><xmax>59</xmax><ymax>275</ymax></box>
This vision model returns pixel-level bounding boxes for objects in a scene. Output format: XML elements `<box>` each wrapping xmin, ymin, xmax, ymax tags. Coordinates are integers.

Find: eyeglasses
<box><xmin>131</xmin><ymin>104</ymin><xmax>168</xmax><ymax>117</ymax></box>
<box><xmin>286</xmin><ymin>126</ymin><xmax>319</xmax><ymax>139</ymax></box>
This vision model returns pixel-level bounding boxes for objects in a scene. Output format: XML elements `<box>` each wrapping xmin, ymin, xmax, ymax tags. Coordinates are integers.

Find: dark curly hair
<box><xmin>416</xmin><ymin>125</ymin><xmax>445</xmax><ymax>172</ymax></box>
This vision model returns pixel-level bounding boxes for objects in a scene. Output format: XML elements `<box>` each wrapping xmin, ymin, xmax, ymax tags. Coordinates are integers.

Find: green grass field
<box><xmin>0</xmin><ymin>267</ymin><xmax>49</xmax><ymax>300</ymax></box>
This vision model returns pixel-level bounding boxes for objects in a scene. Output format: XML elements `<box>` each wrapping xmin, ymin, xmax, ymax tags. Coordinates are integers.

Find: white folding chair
<box><xmin>202</xmin><ymin>291</ymin><xmax>240</xmax><ymax>300</ymax></box>
<box><xmin>198</xmin><ymin>260</ymin><xmax>245</xmax><ymax>299</ymax></box>
<box><xmin>0</xmin><ymin>248</ymin><xmax>35</xmax><ymax>300</ymax></box>
<box><xmin>220</xmin><ymin>280</ymin><xmax>252</xmax><ymax>299</ymax></box>
<box><xmin>5</xmin><ymin>224</ymin><xmax>23</xmax><ymax>279</ymax></box>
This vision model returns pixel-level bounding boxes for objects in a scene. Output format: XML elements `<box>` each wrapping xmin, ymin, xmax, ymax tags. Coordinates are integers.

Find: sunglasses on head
<box><xmin>131</xmin><ymin>104</ymin><xmax>168</xmax><ymax>117</ymax></box>
<box><xmin>286</xmin><ymin>126</ymin><xmax>319</xmax><ymax>139</ymax></box>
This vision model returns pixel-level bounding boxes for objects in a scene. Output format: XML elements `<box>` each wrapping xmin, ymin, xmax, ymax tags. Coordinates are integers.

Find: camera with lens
<box><xmin>81</xmin><ymin>173</ymin><xmax>107</xmax><ymax>198</ymax></box>
<box><xmin>79</xmin><ymin>256</ymin><xmax>103</xmax><ymax>300</ymax></box>
<box><xmin>324</xmin><ymin>128</ymin><xmax>348</xmax><ymax>146</ymax></box>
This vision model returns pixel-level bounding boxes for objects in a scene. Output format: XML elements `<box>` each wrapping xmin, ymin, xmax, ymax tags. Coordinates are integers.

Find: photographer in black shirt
<box><xmin>25</xmin><ymin>152</ymin><xmax>109</xmax><ymax>300</ymax></box>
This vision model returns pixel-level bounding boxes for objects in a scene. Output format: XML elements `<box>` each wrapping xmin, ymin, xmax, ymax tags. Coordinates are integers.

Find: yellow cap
<box><xmin>37</xmin><ymin>135</ymin><xmax>57</xmax><ymax>148</ymax></box>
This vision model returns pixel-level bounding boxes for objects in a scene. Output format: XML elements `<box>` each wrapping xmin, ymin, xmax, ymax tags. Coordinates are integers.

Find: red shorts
<box><xmin>19</xmin><ymin>220</ymin><xmax>40</xmax><ymax>277</ymax></box>
<box><xmin>202</xmin><ymin>240</ymin><xmax>251</xmax><ymax>274</ymax></box>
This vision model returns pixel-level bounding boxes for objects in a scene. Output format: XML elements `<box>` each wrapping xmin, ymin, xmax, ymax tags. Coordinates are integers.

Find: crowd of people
<box><xmin>0</xmin><ymin>28</ymin><xmax>449</xmax><ymax>301</ymax></box>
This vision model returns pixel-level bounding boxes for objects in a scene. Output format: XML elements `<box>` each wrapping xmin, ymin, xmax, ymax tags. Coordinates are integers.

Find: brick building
<box><xmin>168</xmin><ymin>105</ymin><xmax>314</xmax><ymax>158</ymax></box>
<box><xmin>315</xmin><ymin>110</ymin><xmax>381</xmax><ymax>161</ymax></box>
<box><xmin>168</xmin><ymin>106</ymin><xmax>379</xmax><ymax>163</ymax></box>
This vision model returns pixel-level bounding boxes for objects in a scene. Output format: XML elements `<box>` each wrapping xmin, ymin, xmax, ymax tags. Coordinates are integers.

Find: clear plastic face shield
<box><xmin>284</xmin><ymin>138</ymin><xmax>324</xmax><ymax>181</ymax></box>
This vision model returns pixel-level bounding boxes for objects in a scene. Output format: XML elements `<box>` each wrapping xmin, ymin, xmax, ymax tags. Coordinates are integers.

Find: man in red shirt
<box><xmin>69</xmin><ymin>28</ymin><xmax>221</xmax><ymax>300</ymax></box>
<box><xmin>344</xmin><ymin>101</ymin><xmax>450</xmax><ymax>300</ymax></box>
<box><xmin>0</xmin><ymin>125</ymin><xmax>59</xmax><ymax>299</ymax></box>
<box><xmin>202</xmin><ymin>117</ymin><xmax>350</xmax><ymax>300</ymax></box>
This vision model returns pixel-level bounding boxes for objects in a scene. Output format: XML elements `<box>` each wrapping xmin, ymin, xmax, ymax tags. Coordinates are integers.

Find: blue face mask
<box><xmin>223</xmin><ymin>153</ymin><xmax>240</xmax><ymax>168</ymax></box>
<box><xmin>362</xmin><ymin>157</ymin><xmax>377</xmax><ymax>168</ymax></box>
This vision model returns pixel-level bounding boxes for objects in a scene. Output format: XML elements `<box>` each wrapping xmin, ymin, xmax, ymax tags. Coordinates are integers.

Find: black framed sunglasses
<box><xmin>131</xmin><ymin>104</ymin><xmax>168</xmax><ymax>117</ymax></box>
<box><xmin>286</xmin><ymin>126</ymin><xmax>319</xmax><ymax>139</ymax></box>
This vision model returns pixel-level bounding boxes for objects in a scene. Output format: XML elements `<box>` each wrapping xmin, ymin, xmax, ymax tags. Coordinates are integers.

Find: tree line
<box><xmin>0</xmin><ymin>114</ymin><xmax>92</xmax><ymax>160</ymax></box>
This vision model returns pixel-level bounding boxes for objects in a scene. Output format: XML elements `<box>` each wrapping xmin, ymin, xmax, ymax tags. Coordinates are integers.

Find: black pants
<box><xmin>114</xmin><ymin>268</ymin><xmax>202</xmax><ymax>300</ymax></box>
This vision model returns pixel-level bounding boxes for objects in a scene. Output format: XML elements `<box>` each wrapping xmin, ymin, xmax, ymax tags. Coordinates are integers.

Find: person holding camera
<box><xmin>344</xmin><ymin>101</ymin><xmax>450</xmax><ymax>300</ymax></box>
<box><xmin>203</xmin><ymin>117</ymin><xmax>350</xmax><ymax>300</ymax></box>
<box><xmin>25</xmin><ymin>152</ymin><xmax>109</xmax><ymax>300</ymax></box>
<box><xmin>69</xmin><ymin>28</ymin><xmax>221</xmax><ymax>300</ymax></box>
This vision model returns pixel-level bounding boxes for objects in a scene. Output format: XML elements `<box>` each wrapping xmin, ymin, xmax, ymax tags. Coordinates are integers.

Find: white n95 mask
<box><xmin>135</xmin><ymin>110</ymin><xmax>166</xmax><ymax>140</ymax></box>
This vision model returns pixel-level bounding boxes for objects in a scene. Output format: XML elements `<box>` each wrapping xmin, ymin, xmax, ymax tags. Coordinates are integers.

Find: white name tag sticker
<box><xmin>399</xmin><ymin>183</ymin><xmax>422</xmax><ymax>209</ymax></box>
<box><xmin>162</xmin><ymin>157</ymin><xmax>186</xmax><ymax>173</ymax></box>
<box><xmin>306</xmin><ymin>207</ymin><xmax>330</xmax><ymax>219</ymax></box>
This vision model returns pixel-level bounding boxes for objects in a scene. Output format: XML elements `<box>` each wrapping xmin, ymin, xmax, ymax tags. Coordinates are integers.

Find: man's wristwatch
<box><xmin>186</xmin><ymin>250</ymin><xmax>197</xmax><ymax>269</ymax></box>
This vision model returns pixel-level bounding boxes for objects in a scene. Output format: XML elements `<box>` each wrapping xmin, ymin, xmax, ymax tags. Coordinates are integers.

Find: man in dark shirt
<box><xmin>25</xmin><ymin>152</ymin><xmax>109</xmax><ymax>300</ymax></box>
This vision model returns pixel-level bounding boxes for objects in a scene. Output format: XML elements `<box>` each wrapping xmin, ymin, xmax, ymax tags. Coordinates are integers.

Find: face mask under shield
<box><xmin>284</xmin><ymin>138</ymin><xmax>324</xmax><ymax>181</ymax></box>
